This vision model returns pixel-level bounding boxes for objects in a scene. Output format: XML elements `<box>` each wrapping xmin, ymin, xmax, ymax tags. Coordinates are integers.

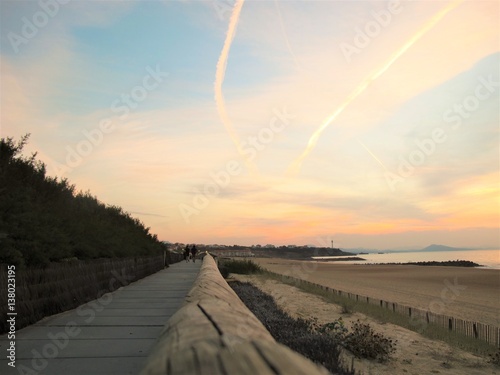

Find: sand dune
<box><xmin>253</xmin><ymin>258</ymin><xmax>500</xmax><ymax>326</ymax></box>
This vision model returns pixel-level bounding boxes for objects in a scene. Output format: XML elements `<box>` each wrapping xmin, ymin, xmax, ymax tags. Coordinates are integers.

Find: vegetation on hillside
<box><xmin>0</xmin><ymin>135</ymin><xmax>165</xmax><ymax>268</ymax></box>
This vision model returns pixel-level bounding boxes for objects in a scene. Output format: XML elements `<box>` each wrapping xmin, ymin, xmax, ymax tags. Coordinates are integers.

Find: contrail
<box><xmin>275</xmin><ymin>0</ymin><xmax>302</xmax><ymax>71</ymax></box>
<box><xmin>214</xmin><ymin>0</ymin><xmax>257</xmax><ymax>172</ymax></box>
<box><xmin>357</xmin><ymin>140</ymin><xmax>389</xmax><ymax>171</ymax></box>
<box><xmin>287</xmin><ymin>0</ymin><xmax>464</xmax><ymax>176</ymax></box>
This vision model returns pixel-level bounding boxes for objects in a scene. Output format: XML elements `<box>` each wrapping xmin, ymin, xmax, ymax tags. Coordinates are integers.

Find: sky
<box><xmin>1</xmin><ymin>0</ymin><xmax>498</xmax><ymax>250</ymax></box>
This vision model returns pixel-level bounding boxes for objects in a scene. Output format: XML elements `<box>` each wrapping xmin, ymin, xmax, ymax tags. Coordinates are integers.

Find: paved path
<box><xmin>0</xmin><ymin>260</ymin><xmax>201</xmax><ymax>375</ymax></box>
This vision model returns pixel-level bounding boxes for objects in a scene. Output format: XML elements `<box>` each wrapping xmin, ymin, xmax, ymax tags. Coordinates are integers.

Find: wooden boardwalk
<box><xmin>0</xmin><ymin>260</ymin><xmax>201</xmax><ymax>375</ymax></box>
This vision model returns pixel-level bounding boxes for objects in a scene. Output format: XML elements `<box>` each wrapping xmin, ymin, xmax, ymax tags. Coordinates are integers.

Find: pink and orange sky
<box><xmin>1</xmin><ymin>0</ymin><xmax>498</xmax><ymax>249</ymax></box>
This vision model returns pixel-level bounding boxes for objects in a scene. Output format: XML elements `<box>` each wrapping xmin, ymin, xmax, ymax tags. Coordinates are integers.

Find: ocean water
<box><xmin>313</xmin><ymin>249</ymin><xmax>500</xmax><ymax>269</ymax></box>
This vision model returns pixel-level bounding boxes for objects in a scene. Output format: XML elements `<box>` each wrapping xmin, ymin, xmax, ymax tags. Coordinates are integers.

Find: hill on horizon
<box><xmin>419</xmin><ymin>244</ymin><xmax>475</xmax><ymax>252</ymax></box>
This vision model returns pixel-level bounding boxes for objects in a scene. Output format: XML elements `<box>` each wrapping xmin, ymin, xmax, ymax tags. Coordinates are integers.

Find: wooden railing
<box><xmin>141</xmin><ymin>254</ymin><xmax>330</xmax><ymax>375</ymax></box>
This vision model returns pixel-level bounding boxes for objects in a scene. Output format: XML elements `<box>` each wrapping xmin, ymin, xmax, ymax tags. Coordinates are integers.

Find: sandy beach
<box><xmin>232</xmin><ymin>273</ymin><xmax>498</xmax><ymax>375</ymax></box>
<box><xmin>252</xmin><ymin>258</ymin><xmax>500</xmax><ymax>327</ymax></box>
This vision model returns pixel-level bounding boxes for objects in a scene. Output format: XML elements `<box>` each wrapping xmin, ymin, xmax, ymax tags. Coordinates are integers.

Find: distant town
<box><xmin>162</xmin><ymin>242</ymin><xmax>353</xmax><ymax>259</ymax></box>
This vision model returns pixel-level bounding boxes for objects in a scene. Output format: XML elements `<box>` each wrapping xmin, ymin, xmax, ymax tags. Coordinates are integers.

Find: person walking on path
<box><xmin>191</xmin><ymin>244</ymin><xmax>197</xmax><ymax>263</ymax></box>
<box><xmin>184</xmin><ymin>245</ymin><xmax>190</xmax><ymax>263</ymax></box>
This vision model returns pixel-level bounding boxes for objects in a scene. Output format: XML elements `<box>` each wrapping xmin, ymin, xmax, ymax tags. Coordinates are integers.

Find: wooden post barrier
<box><xmin>141</xmin><ymin>254</ymin><xmax>330</xmax><ymax>375</ymax></box>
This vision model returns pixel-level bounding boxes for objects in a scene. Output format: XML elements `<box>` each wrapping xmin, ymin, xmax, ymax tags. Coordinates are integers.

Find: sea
<box><xmin>312</xmin><ymin>249</ymin><xmax>500</xmax><ymax>269</ymax></box>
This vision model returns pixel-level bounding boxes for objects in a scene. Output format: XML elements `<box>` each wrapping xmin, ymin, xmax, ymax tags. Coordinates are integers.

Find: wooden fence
<box><xmin>141</xmin><ymin>254</ymin><xmax>331</xmax><ymax>375</ymax></box>
<box><xmin>167</xmin><ymin>251</ymin><xmax>184</xmax><ymax>264</ymax></box>
<box><xmin>265</xmin><ymin>270</ymin><xmax>500</xmax><ymax>348</ymax></box>
<box><xmin>0</xmin><ymin>254</ymin><xmax>167</xmax><ymax>334</ymax></box>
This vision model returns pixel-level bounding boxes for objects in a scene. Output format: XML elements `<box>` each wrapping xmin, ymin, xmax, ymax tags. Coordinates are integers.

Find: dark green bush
<box><xmin>0</xmin><ymin>135</ymin><xmax>166</xmax><ymax>267</ymax></box>
<box><xmin>218</xmin><ymin>264</ymin><xmax>229</xmax><ymax>278</ymax></box>
<box><xmin>489</xmin><ymin>348</ymin><xmax>500</xmax><ymax>366</ymax></box>
<box><xmin>219</xmin><ymin>259</ymin><xmax>262</xmax><ymax>276</ymax></box>
<box><xmin>346</xmin><ymin>320</ymin><xmax>396</xmax><ymax>362</ymax></box>
<box><xmin>320</xmin><ymin>319</ymin><xmax>396</xmax><ymax>362</ymax></box>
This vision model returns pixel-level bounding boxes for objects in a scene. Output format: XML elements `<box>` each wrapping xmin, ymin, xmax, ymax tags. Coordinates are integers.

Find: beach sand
<box><xmin>232</xmin><ymin>273</ymin><xmax>498</xmax><ymax>375</ymax></box>
<box><xmin>252</xmin><ymin>258</ymin><xmax>500</xmax><ymax>326</ymax></box>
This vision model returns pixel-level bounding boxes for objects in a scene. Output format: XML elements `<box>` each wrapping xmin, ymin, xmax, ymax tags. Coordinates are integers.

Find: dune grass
<box><xmin>218</xmin><ymin>258</ymin><xmax>263</xmax><ymax>278</ymax></box>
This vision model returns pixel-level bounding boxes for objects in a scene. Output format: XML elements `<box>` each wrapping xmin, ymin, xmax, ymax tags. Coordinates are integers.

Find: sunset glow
<box><xmin>1</xmin><ymin>0</ymin><xmax>498</xmax><ymax>249</ymax></box>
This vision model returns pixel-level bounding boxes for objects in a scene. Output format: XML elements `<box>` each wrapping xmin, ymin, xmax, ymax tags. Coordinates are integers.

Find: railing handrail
<box><xmin>141</xmin><ymin>253</ymin><xmax>330</xmax><ymax>375</ymax></box>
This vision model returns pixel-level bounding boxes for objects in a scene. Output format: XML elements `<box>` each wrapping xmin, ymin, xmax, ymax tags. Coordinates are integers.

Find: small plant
<box><xmin>341</xmin><ymin>302</ymin><xmax>354</xmax><ymax>314</ymax></box>
<box><xmin>345</xmin><ymin>320</ymin><xmax>396</xmax><ymax>362</ymax></box>
<box><xmin>488</xmin><ymin>348</ymin><xmax>500</xmax><ymax>366</ymax></box>
<box><xmin>441</xmin><ymin>360</ymin><xmax>452</xmax><ymax>369</ymax></box>
<box><xmin>319</xmin><ymin>318</ymin><xmax>348</xmax><ymax>342</ymax></box>
<box><xmin>320</xmin><ymin>319</ymin><xmax>396</xmax><ymax>362</ymax></box>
